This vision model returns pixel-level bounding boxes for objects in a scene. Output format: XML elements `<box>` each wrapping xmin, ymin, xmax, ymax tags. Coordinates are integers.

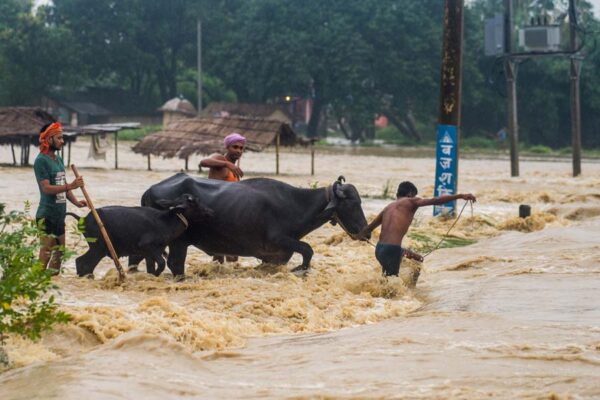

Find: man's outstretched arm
<box><xmin>414</xmin><ymin>193</ymin><xmax>476</xmax><ymax>208</ymax></box>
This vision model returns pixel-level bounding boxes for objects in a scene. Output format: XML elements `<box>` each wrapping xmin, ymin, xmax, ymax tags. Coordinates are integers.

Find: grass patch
<box><xmin>408</xmin><ymin>231</ymin><xmax>476</xmax><ymax>254</ymax></box>
<box><xmin>525</xmin><ymin>144</ymin><xmax>553</xmax><ymax>154</ymax></box>
<box><xmin>119</xmin><ymin>125</ymin><xmax>162</xmax><ymax>141</ymax></box>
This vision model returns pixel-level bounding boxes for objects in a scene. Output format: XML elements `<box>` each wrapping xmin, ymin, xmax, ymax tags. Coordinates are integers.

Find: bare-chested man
<box><xmin>358</xmin><ymin>181</ymin><xmax>476</xmax><ymax>282</ymax></box>
<box><xmin>199</xmin><ymin>132</ymin><xmax>245</xmax><ymax>182</ymax></box>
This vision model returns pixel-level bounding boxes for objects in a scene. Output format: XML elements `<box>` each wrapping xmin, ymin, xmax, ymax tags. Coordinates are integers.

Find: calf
<box><xmin>70</xmin><ymin>194</ymin><xmax>213</xmax><ymax>277</ymax></box>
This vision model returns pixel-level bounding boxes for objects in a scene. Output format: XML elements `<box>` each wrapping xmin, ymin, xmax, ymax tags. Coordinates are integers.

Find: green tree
<box><xmin>0</xmin><ymin>1</ymin><xmax>82</xmax><ymax>105</ymax></box>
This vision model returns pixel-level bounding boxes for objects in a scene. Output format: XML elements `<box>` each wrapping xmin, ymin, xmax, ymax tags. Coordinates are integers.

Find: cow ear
<box><xmin>334</xmin><ymin>182</ymin><xmax>346</xmax><ymax>199</ymax></box>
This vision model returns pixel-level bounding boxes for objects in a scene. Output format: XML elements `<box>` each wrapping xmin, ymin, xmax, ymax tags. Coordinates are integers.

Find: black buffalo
<box><xmin>70</xmin><ymin>194</ymin><xmax>213</xmax><ymax>277</ymax></box>
<box><xmin>132</xmin><ymin>173</ymin><xmax>369</xmax><ymax>276</ymax></box>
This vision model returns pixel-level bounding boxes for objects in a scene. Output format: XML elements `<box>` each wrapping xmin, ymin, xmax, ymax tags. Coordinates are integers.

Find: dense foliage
<box><xmin>0</xmin><ymin>203</ymin><xmax>70</xmax><ymax>344</ymax></box>
<box><xmin>1</xmin><ymin>0</ymin><xmax>598</xmax><ymax>146</ymax></box>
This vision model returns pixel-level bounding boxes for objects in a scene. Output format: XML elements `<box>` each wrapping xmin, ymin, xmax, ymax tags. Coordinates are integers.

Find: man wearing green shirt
<box><xmin>34</xmin><ymin>122</ymin><xmax>87</xmax><ymax>274</ymax></box>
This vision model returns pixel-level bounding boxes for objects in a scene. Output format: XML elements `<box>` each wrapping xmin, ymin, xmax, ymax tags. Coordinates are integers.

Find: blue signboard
<box><xmin>433</xmin><ymin>124</ymin><xmax>458</xmax><ymax>216</ymax></box>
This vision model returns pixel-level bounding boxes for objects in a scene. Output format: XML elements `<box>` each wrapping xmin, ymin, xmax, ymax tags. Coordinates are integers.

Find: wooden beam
<box><xmin>275</xmin><ymin>131</ymin><xmax>280</xmax><ymax>175</ymax></box>
<box><xmin>114</xmin><ymin>132</ymin><xmax>119</xmax><ymax>169</ymax></box>
<box><xmin>11</xmin><ymin>143</ymin><xmax>16</xmax><ymax>165</ymax></box>
<box><xmin>147</xmin><ymin>154</ymin><xmax>152</xmax><ymax>171</ymax></box>
<box><xmin>311</xmin><ymin>144</ymin><xmax>315</xmax><ymax>176</ymax></box>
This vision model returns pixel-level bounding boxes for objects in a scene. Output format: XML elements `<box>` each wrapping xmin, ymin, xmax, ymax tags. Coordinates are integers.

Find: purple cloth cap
<box><xmin>224</xmin><ymin>132</ymin><xmax>246</xmax><ymax>148</ymax></box>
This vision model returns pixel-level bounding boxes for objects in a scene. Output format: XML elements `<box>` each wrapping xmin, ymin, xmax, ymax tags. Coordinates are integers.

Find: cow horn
<box><xmin>337</xmin><ymin>175</ymin><xmax>346</xmax><ymax>184</ymax></box>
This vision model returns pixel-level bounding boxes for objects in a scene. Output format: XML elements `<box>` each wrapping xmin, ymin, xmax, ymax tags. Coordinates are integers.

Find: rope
<box><xmin>421</xmin><ymin>200</ymin><xmax>472</xmax><ymax>258</ymax></box>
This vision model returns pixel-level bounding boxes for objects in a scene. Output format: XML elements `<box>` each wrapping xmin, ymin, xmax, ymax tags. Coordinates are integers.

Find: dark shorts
<box><xmin>37</xmin><ymin>216</ymin><xmax>65</xmax><ymax>237</ymax></box>
<box><xmin>375</xmin><ymin>243</ymin><xmax>404</xmax><ymax>276</ymax></box>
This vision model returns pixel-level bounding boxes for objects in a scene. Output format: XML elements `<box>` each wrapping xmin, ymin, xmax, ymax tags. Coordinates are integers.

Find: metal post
<box><xmin>569</xmin><ymin>0</ymin><xmax>582</xmax><ymax>177</ymax></box>
<box><xmin>114</xmin><ymin>132</ymin><xmax>119</xmax><ymax>169</ymax></box>
<box><xmin>504</xmin><ymin>0</ymin><xmax>519</xmax><ymax>177</ymax></box>
<box><xmin>197</xmin><ymin>19</ymin><xmax>202</xmax><ymax>113</ymax></box>
<box><xmin>505</xmin><ymin>59</ymin><xmax>519</xmax><ymax>177</ymax></box>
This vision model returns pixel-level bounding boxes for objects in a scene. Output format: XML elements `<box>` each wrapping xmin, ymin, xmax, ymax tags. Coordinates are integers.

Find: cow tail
<box><xmin>65</xmin><ymin>212</ymin><xmax>81</xmax><ymax>220</ymax></box>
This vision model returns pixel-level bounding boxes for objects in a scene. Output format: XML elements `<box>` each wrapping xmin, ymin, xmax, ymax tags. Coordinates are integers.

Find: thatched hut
<box><xmin>202</xmin><ymin>102</ymin><xmax>293</xmax><ymax>125</ymax></box>
<box><xmin>0</xmin><ymin>107</ymin><xmax>56</xmax><ymax>165</ymax></box>
<box><xmin>132</xmin><ymin>116</ymin><xmax>309</xmax><ymax>174</ymax></box>
<box><xmin>0</xmin><ymin>107</ymin><xmax>139</xmax><ymax>167</ymax></box>
<box><xmin>158</xmin><ymin>97</ymin><xmax>197</xmax><ymax>128</ymax></box>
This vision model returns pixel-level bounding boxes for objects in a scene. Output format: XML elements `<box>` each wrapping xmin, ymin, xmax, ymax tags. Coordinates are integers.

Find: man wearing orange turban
<box><xmin>34</xmin><ymin>122</ymin><xmax>87</xmax><ymax>274</ymax></box>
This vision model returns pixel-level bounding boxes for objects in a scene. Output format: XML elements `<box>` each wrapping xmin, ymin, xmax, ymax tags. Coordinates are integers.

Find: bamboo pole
<box><xmin>311</xmin><ymin>143</ymin><xmax>315</xmax><ymax>176</ymax></box>
<box><xmin>71</xmin><ymin>164</ymin><xmax>125</xmax><ymax>282</ymax></box>
<box><xmin>114</xmin><ymin>132</ymin><xmax>119</xmax><ymax>169</ymax></box>
<box><xmin>275</xmin><ymin>131</ymin><xmax>280</xmax><ymax>175</ymax></box>
<box><xmin>67</xmin><ymin>141</ymin><xmax>72</xmax><ymax>166</ymax></box>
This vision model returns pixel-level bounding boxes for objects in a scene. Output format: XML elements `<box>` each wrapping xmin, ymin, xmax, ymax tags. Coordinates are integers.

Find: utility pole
<box><xmin>569</xmin><ymin>0</ymin><xmax>582</xmax><ymax>176</ymax></box>
<box><xmin>197</xmin><ymin>19</ymin><xmax>202</xmax><ymax>114</ymax></box>
<box><xmin>434</xmin><ymin>0</ymin><xmax>464</xmax><ymax>216</ymax></box>
<box><xmin>504</xmin><ymin>0</ymin><xmax>519</xmax><ymax>177</ymax></box>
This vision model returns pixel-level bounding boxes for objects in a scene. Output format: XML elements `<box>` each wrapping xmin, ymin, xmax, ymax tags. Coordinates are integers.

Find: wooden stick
<box><xmin>275</xmin><ymin>130</ymin><xmax>280</xmax><ymax>175</ymax></box>
<box><xmin>71</xmin><ymin>165</ymin><xmax>125</xmax><ymax>282</ymax></box>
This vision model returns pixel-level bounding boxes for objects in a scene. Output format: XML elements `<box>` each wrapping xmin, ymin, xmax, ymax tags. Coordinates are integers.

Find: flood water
<box><xmin>1</xmin><ymin>140</ymin><xmax>599</xmax><ymax>399</ymax></box>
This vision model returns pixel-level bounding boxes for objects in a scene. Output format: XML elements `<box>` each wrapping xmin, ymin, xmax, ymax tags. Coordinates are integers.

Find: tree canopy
<box><xmin>1</xmin><ymin>0</ymin><xmax>599</xmax><ymax>147</ymax></box>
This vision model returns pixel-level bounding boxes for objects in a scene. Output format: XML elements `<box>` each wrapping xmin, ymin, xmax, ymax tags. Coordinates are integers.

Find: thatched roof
<box><xmin>0</xmin><ymin>107</ymin><xmax>56</xmax><ymax>136</ymax></box>
<box><xmin>132</xmin><ymin>116</ymin><xmax>299</xmax><ymax>159</ymax></box>
<box><xmin>158</xmin><ymin>97</ymin><xmax>196</xmax><ymax>115</ymax></box>
<box><xmin>203</xmin><ymin>102</ymin><xmax>293</xmax><ymax>123</ymax></box>
<box><xmin>0</xmin><ymin>107</ymin><xmax>56</xmax><ymax>144</ymax></box>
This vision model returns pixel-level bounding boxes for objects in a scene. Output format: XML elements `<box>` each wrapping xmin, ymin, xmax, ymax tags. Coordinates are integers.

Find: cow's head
<box><xmin>157</xmin><ymin>194</ymin><xmax>214</xmax><ymax>223</ymax></box>
<box><xmin>330</xmin><ymin>176</ymin><xmax>369</xmax><ymax>239</ymax></box>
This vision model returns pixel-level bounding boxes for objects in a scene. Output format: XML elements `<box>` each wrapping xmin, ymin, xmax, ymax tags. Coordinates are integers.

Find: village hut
<box><xmin>202</xmin><ymin>102</ymin><xmax>294</xmax><ymax>125</ymax></box>
<box><xmin>0</xmin><ymin>107</ymin><xmax>56</xmax><ymax>165</ymax></box>
<box><xmin>158</xmin><ymin>96</ymin><xmax>197</xmax><ymax>128</ymax></box>
<box><xmin>132</xmin><ymin>115</ymin><xmax>312</xmax><ymax>174</ymax></box>
<box><xmin>0</xmin><ymin>107</ymin><xmax>139</xmax><ymax>168</ymax></box>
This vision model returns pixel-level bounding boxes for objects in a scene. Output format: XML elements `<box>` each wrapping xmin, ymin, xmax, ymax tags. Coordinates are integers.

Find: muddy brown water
<box><xmin>1</xmin><ymin>140</ymin><xmax>599</xmax><ymax>399</ymax></box>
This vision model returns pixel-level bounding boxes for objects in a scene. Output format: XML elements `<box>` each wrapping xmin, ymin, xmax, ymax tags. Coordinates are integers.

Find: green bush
<box><xmin>527</xmin><ymin>144</ymin><xmax>553</xmax><ymax>154</ymax></box>
<box><xmin>461</xmin><ymin>136</ymin><xmax>497</xmax><ymax>149</ymax></box>
<box><xmin>118</xmin><ymin>125</ymin><xmax>162</xmax><ymax>141</ymax></box>
<box><xmin>0</xmin><ymin>203</ymin><xmax>70</xmax><ymax>346</ymax></box>
<box><xmin>375</xmin><ymin>126</ymin><xmax>418</xmax><ymax>145</ymax></box>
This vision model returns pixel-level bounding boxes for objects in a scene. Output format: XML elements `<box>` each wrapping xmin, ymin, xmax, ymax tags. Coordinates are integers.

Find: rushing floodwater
<box><xmin>1</xmin><ymin>140</ymin><xmax>599</xmax><ymax>399</ymax></box>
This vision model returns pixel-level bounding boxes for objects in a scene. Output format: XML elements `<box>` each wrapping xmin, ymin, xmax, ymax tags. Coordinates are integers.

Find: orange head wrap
<box><xmin>39</xmin><ymin>122</ymin><xmax>63</xmax><ymax>154</ymax></box>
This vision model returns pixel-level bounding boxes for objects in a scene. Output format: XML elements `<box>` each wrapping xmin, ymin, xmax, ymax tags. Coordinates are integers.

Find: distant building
<box><xmin>158</xmin><ymin>96</ymin><xmax>197</xmax><ymax>128</ymax></box>
<box><xmin>202</xmin><ymin>102</ymin><xmax>294</xmax><ymax>125</ymax></box>
<box><xmin>374</xmin><ymin>115</ymin><xmax>389</xmax><ymax>128</ymax></box>
<box><xmin>41</xmin><ymin>86</ymin><xmax>161</xmax><ymax>126</ymax></box>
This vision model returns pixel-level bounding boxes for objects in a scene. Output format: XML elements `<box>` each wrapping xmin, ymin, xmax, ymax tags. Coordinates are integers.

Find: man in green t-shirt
<box><xmin>34</xmin><ymin>122</ymin><xmax>87</xmax><ymax>274</ymax></box>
